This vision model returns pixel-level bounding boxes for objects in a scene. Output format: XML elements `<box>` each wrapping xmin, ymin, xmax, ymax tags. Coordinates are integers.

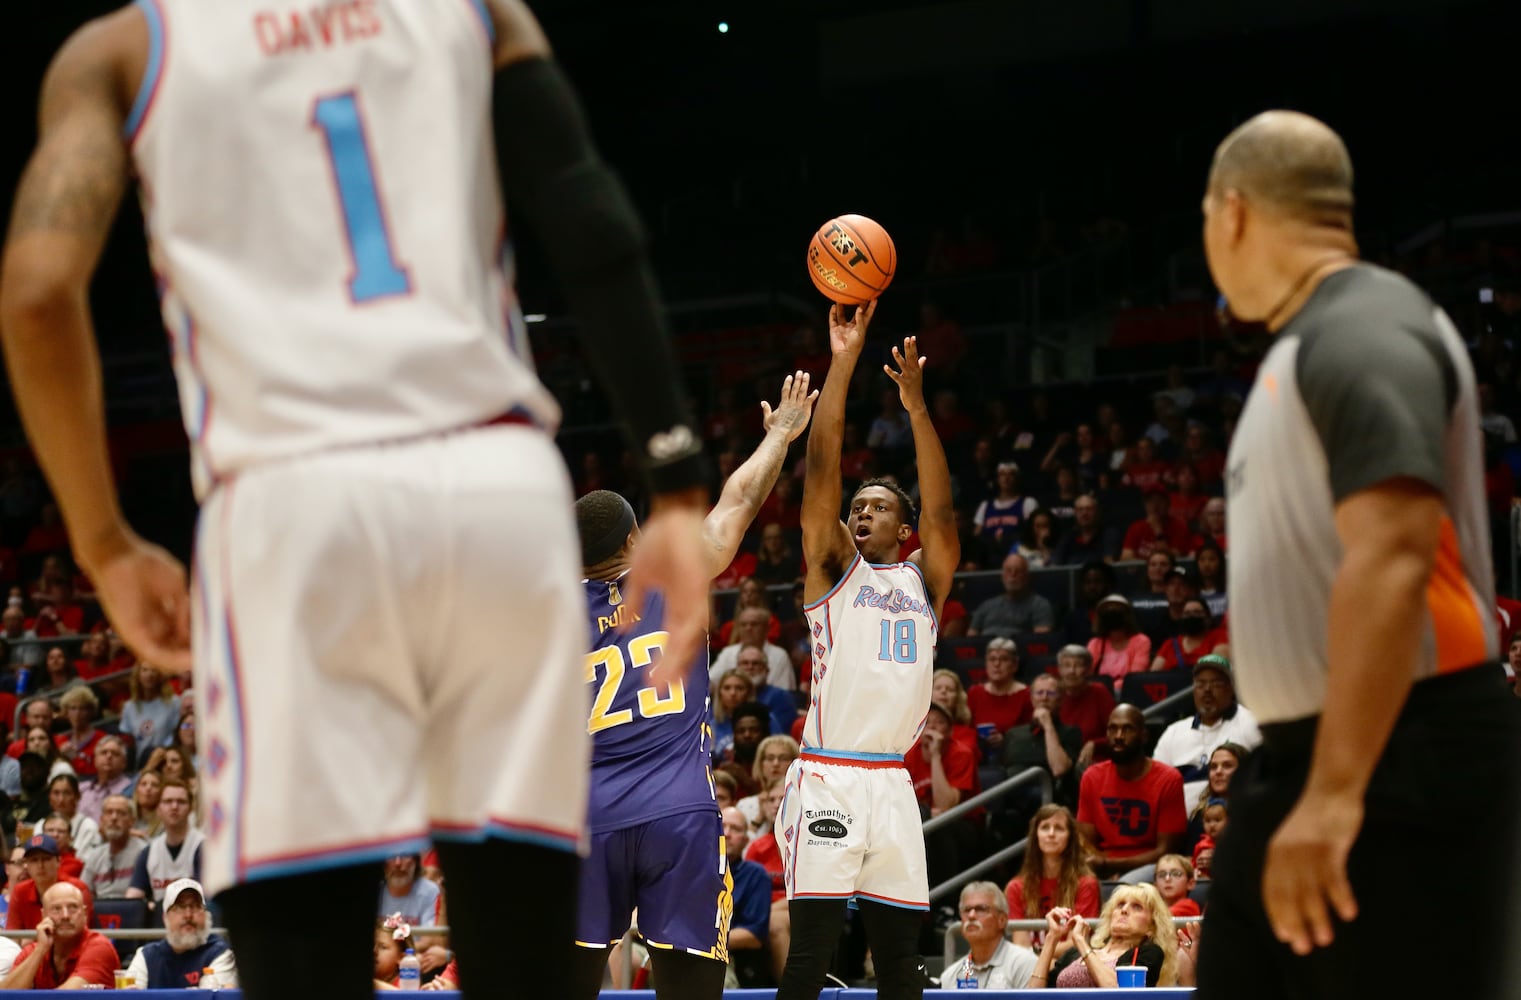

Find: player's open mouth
<box><xmin>855</xmin><ymin>526</ymin><xmax>872</xmax><ymax>541</ymax></box>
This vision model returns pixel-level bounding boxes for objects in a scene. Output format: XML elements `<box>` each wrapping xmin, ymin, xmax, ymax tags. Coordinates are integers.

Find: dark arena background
<box><xmin>0</xmin><ymin>0</ymin><xmax>1519</xmax><ymax>995</ymax></box>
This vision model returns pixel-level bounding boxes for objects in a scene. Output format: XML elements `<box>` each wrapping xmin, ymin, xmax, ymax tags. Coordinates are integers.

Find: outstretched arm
<box><xmin>0</xmin><ymin>10</ymin><xmax>191</xmax><ymax>671</ymax></box>
<box><xmin>884</xmin><ymin>337</ymin><xmax>960</xmax><ymax>616</ymax></box>
<box><xmin>485</xmin><ymin>0</ymin><xmax>710</xmax><ymax>673</ymax></box>
<box><xmin>801</xmin><ymin>302</ymin><xmax>876</xmax><ymax>600</ymax></box>
<box><xmin>702</xmin><ymin>372</ymin><xmax>818</xmax><ymax>578</ymax></box>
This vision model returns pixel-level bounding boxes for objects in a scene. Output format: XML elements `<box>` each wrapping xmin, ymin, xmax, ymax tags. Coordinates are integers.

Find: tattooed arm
<box><xmin>0</xmin><ymin>9</ymin><xmax>190</xmax><ymax>669</ymax></box>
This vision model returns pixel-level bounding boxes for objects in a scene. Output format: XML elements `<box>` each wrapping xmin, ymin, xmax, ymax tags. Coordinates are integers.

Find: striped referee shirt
<box><xmin>1225</xmin><ymin>264</ymin><xmax>1495</xmax><ymax>725</ymax></box>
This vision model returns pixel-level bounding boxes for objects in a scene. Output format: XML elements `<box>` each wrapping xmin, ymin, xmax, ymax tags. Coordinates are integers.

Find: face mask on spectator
<box><xmin>1180</xmin><ymin>616</ymin><xmax>1208</xmax><ymax>636</ymax></box>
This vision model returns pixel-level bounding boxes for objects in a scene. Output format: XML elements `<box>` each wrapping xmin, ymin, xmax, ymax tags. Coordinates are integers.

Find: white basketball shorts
<box><xmin>775</xmin><ymin>750</ymin><xmax>929</xmax><ymax>910</ymax></box>
<box><xmin>191</xmin><ymin>422</ymin><xmax>588</xmax><ymax>898</ymax></box>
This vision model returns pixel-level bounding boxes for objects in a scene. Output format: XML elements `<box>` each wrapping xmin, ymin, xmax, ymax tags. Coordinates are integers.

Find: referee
<box><xmin>1195</xmin><ymin>110</ymin><xmax>1521</xmax><ymax>1000</ymax></box>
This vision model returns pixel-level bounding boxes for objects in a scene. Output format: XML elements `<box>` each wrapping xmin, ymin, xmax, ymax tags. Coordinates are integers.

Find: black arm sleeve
<box><xmin>493</xmin><ymin>57</ymin><xmax>705</xmax><ymax>495</ymax></box>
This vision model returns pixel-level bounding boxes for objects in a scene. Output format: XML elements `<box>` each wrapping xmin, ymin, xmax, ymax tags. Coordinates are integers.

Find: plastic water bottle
<box><xmin>14</xmin><ymin>666</ymin><xmax>28</xmax><ymax>695</ymax></box>
<box><xmin>398</xmin><ymin>949</ymin><xmax>421</xmax><ymax>990</ymax></box>
<box><xmin>198</xmin><ymin>967</ymin><xmax>220</xmax><ymax>990</ymax></box>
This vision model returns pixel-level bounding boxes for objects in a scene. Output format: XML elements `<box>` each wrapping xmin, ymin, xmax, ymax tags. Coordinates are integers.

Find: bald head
<box><xmin>1208</xmin><ymin>111</ymin><xmax>1354</xmax><ymax>228</ymax></box>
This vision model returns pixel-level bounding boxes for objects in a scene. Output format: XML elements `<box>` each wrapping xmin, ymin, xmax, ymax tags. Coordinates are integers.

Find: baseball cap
<box><xmin>1193</xmin><ymin>654</ymin><xmax>1232</xmax><ymax>679</ymax></box>
<box><xmin>1096</xmin><ymin>593</ymin><xmax>1132</xmax><ymax>609</ymax></box>
<box><xmin>1167</xmin><ymin>565</ymin><xmax>1202</xmax><ymax>586</ymax></box>
<box><xmin>163</xmin><ymin>878</ymin><xmax>205</xmax><ymax>910</ymax></box>
<box><xmin>22</xmin><ymin>834</ymin><xmax>58</xmax><ymax>858</ymax></box>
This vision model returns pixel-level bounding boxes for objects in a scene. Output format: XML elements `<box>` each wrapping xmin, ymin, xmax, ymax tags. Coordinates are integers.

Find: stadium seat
<box><xmin>94</xmin><ymin>897</ymin><xmax>149</xmax><ymax>964</ymax></box>
<box><xmin>1118</xmin><ymin>670</ymin><xmax>1192</xmax><ymax>708</ymax></box>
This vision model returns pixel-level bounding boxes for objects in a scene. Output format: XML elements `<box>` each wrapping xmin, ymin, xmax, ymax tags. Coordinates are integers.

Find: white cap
<box><xmin>163</xmin><ymin>877</ymin><xmax>205</xmax><ymax>911</ymax></box>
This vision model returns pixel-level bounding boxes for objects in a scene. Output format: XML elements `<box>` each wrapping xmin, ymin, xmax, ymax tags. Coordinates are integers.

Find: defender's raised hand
<box><xmin>761</xmin><ymin>371</ymin><xmax>820</xmax><ymax>444</ymax></box>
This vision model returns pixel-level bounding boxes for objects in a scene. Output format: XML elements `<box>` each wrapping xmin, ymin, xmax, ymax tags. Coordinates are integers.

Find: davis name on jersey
<box><xmin>129</xmin><ymin>0</ymin><xmax>559</xmax><ymax>497</ymax></box>
<box><xmin>801</xmin><ymin>555</ymin><xmax>938</xmax><ymax>756</ymax></box>
<box><xmin>583</xmin><ymin>579</ymin><xmax>716</xmax><ymax>833</ymax></box>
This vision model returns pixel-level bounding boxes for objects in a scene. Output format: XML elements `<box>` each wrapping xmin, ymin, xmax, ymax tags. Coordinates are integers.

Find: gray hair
<box><xmin>986</xmin><ymin>637</ymin><xmax>1018</xmax><ymax>656</ymax></box>
<box><xmin>959</xmin><ymin>881</ymin><xmax>1009</xmax><ymax>917</ymax></box>
<box><xmin>1057</xmin><ymin>645</ymin><xmax>1093</xmax><ymax>669</ymax></box>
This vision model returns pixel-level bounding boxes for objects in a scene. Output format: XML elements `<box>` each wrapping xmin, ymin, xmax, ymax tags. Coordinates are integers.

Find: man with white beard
<box><xmin>124</xmin><ymin>879</ymin><xmax>237</xmax><ymax>988</ymax></box>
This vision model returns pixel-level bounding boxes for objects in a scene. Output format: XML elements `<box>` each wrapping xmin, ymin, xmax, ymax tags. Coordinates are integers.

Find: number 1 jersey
<box><xmin>583</xmin><ymin>578</ymin><xmax>715</xmax><ymax>833</ymax></box>
<box><xmin>127</xmin><ymin>0</ymin><xmax>558</xmax><ymax>498</ymax></box>
<box><xmin>801</xmin><ymin>555</ymin><xmax>938</xmax><ymax>755</ymax></box>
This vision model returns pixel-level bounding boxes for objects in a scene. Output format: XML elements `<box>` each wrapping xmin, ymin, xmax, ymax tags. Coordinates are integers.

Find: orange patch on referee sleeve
<box><xmin>1426</xmin><ymin>517</ymin><xmax>1487</xmax><ymax>673</ymax></box>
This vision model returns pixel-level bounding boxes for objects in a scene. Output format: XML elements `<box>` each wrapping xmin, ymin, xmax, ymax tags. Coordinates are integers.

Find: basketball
<box><xmin>807</xmin><ymin>214</ymin><xmax>896</xmax><ymax>305</ymax></box>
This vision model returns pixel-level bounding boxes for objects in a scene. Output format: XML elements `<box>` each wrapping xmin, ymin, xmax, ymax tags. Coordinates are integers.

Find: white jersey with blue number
<box><xmin>127</xmin><ymin>0</ymin><xmax>558</xmax><ymax>497</ymax></box>
<box><xmin>800</xmin><ymin>555</ymin><xmax>938</xmax><ymax>755</ymax></box>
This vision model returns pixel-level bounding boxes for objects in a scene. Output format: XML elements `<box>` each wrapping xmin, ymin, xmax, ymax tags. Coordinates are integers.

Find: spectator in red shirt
<box><xmin>72</xmin><ymin>632</ymin><xmax>113</xmax><ymax>682</ymax></box>
<box><xmin>1004</xmin><ymin>804</ymin><xmax>1101</xmax><ymax>950</ymax></box>
<box><xmin>1149</xmin><ymin>599</ymin><xmax>1228</xmax><ymax>672</ymax></box>
<box><xmin>967</xmin><ymin>638</ymin><xmax>1031</xmax><ymax>754</ymax></box>
<box><xmin>932</xmin><ymin>669</ymin><xmax>981</xmax><ymax>763</ymax></box>
<box><xmin>1194</xmin><ymin>498</ymin><xmax>1227</xmax><ymax>553</ymax></box>
<box><xmin>755</xmin><ymin>470</ymin><xmax>801</xmax><ymax>532</ymax></box>
<box><xmin>1121</xmin><ymin>490</ymin><xmax>1194</xmax><ymax>561</ymax></box>
<box><xmin>915</xmin><ymin>302</ymin><xmax>969</xmax><ymax>377</ymax></box>
<box><xmin>18</xmin><ymin>504</ymin><xmax>69</xmax><ymax>559</ymax></box>
<box><xmin>7</xmin><ymin>699</ymin><xmax>53</xmax><ymax>758</ymax></box>
<box><xmin>2</xmin><ymin>880</ymin><xmax>115</xmax><ymax>988</ymax></box>
<box><xmin>40</xmin><ymin>816</ymin><xmax>85</xmax><ymax>880</ymax></box>
<box><xmin>1178</xmin><ymin>423</ymin><xmax>1225</xmax><ymax>489</ymax></box>
<box><xmin>839</xmin><ymin>422</ymin><xmax>874</xmax><ymax>486</ymax></box>
<box><xmin>905</xmin><ymin>703</ymin><xmax>979</xmax><ymax>887</ymax></box>
<box><xmin>1167</xmin><ymin>464</ymin><xmax>1208</xmax><ymax>529</ymax></box>
<box><xmin>931</xmin><ymin>390</ymin><xmax>978</xmax><ymax>448</ymax></box>
<box><xmin>1076</xmin><ymin>706</ymin><xmax>1187</xmax><ymax>878</ymax></box>
<box><xmin>1153</xmin><ymin>853</ymin><xmax>1201</xmax><ymax>941</ymax></box>
<box><xmin>1121</xmin><ymin>437</ymin><xmax>1171</xmax><ymax>494</ymax></box>
<box><xmin>29</xmin><ymin>584</ymin><xmax>84</xmax><ymax>638</ymax></box>
<box><xmin>6</xmin><ymin>834</ymin><xmax>94</xmax><ymax>931</ymax></box>
<box><xmin>1055</xmin><ymin>645</ymin><xmax>1115</xmax><ymax>769</ymax></box>
<box><xmin>741</xmin><ymin>778</ymin><xmax>787</xmax><ymax>903</ymax></box>
<box><xmin>54</xmin><ymin>688</ymin><xmax>102</xmax><ymax>779</ymax></box>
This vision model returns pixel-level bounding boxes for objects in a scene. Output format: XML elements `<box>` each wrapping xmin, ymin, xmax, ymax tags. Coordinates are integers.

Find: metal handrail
<box><xmin>922</xmin><ymin>767</ymin><xmax>1051</xmax><ymax>835</ymax></box>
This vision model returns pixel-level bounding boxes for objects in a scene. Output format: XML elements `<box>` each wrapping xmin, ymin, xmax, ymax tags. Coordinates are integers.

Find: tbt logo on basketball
<box><xmin>807</xmin><ymin>215</ymin><xmax>897</xmax><ymax>305</ymax></box>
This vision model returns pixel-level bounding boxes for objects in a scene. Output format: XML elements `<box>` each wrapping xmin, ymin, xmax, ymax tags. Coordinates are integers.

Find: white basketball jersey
<box><xmin>127</xmin><ymin>0</ymin><xmax>559</xmax><ymax>497</ymax></box>
<box><xmin>801</xmin><ymin>555</ymin><xmax>938</xmax><ymax>755</ymax></box>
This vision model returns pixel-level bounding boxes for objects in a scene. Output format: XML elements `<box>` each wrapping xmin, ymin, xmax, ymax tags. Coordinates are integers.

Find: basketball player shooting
<box><xmin>0</xmin><ymin>1</ymin><xmax>710</xmax><ymax>998</ymax></box>
<box><xmin>775</xmin><ymin>302</ymin><xmax>959</xmax><ymax>1000</ymax></box>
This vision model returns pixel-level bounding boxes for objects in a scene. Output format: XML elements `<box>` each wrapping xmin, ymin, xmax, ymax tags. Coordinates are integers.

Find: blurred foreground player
<box><xmin>0</xmin><ymin>1</ymin><xmax>711</xmax><ymax>997</ymax></box>
<box><xmin>571</xmin><ymin>371</ymin><xmax>817</xmax><ymax>1000</ymax></box>
<box><xmin>1196</xmin><ymin>110</ymin><xmax>1521</xmax><ymax>1000</ymax></box>
<box><xmin>774</xmin><ymin>304</ymin><xmax>959</xmax><ymax>1000</ymax></box>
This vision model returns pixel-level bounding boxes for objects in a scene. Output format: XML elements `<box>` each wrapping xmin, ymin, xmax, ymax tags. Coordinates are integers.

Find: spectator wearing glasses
<box><xmin>1149</xmin><ymin>656</ymin><xmax>1261</xmax><ymax>808</ymax></box>
<box><xmin>124</xmin><ymin>878</ymin><xmax>237</xmax><ymax>988</ymax></box>
<box><xmin>944</xmin><ymin>881</ymin><xmax>1036</xmax><ymax>989</ymax></box>
<box><xmin>1153</xmin><ymin>854</ymin><xmax>1201</xmax><ymax>924</ymax></box>
<box><xmin>736</xmin><ymin>736</ymin><xmax>798</xmax><ymax>836</ymax></box>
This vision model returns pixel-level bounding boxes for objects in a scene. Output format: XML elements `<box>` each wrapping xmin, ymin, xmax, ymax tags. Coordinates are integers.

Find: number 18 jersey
<box><xmin>801</xmin><ymin>554</ymin><xmax>938</xmax><ymax>755</ymax></box>
<box><xmin>127</xmin><ymin>0</ymin><xmax>558</xmax><ymax>498</ymax></box>
<box><xmin>583</xmin><ymin>578</ymin><xmax>715</xmax><ymax>833</ymax></box>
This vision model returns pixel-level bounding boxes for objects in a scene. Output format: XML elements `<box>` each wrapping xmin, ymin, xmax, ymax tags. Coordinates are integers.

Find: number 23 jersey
<box><xmin>583</xmin><ymin>578</ymin><xmax>715</xmax><ymax>833</ymax></box>
<box><xmin>128</xmin><ymin>0</ymin><xmax>558</xmax><ymax>498</ymax></box>
<box><xmin>801</xmin><ymin>555</ymin><xmax>938</xmax><ymax>755</ymax></box>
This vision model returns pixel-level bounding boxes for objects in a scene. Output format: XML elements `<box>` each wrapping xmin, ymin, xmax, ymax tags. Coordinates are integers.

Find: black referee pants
<box><xmin>1197</xmin><ymin>665</ymin><xmax>1521</xmax><ymax>1000</ymax></box>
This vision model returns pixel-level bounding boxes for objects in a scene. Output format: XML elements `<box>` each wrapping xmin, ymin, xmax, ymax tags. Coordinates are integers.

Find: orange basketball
<box><xmin>806</xmin><ymin>214</ymin><xmax>896</xmax><ymax>305</ymax></box>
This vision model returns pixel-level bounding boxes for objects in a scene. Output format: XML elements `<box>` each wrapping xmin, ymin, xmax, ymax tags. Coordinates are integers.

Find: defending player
<box><xmin>571</xmin><ymin>371</ymin><xmax>817</xmax><ymax>1000</ymax></box>
<box><xmin>775</xmin><ymin>303</ymin><xmax>960</xmax><ymax>1000</ymax></box>
<box><xmin>0</xmin><ymin>2</ymin><xmax>711</xmax><ymax>998</ymax></box>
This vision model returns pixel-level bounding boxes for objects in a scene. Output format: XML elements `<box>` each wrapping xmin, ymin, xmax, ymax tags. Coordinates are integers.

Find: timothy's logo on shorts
<box><xmin>805</xmin><ymin>808</ymin><xmax>853</xmax><ymax>825</ymax></box>
<box><xmin>808</xmin><ymin>819</ymin><xmax>847</xmax><ymax>839</ymax></box>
